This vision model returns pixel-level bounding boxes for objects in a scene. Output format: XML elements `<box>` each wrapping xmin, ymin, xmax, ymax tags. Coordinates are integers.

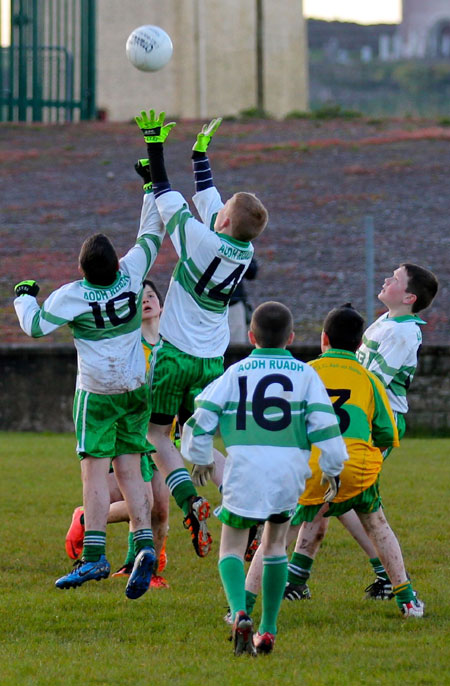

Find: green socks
<box><xmin>259</xmin><ymin>555</ymin><xmax>288</xmax><ymax>635</ymax></box>
<box><xmin>218</xmin><ymin>555</ymin><xmax>246</xmax><ymax>618</ymax></box>
<box><xmin>393</xmin><ymin>580</ymin><xmax>416</xmax><ymax>609</ymax></box>
<box><xmin>82</xmin><ymin>530</ymin><xmax>106</xmax><ymax>562</ymax></box>
<box><xmin>165</xmin><ymin>468</ymin><xmax>197</xmax><ymax>515</ymax></box>
<box><xmin>245</xmin><ymin>590</ymin><xmax>258</xmax><ymax>616</ymax></box>
<box><xmin>133</xmin><ymin>528</ymin><xmax>154</xmax><ymax>555</ymax></box>
<box><xmin>370</xmin><ymin>556</ymin><xmax>389</xmax><ymax>581</ymax></box>
<box><xmin>287</xmin><ymin>552</ymin><xmax>313</xmax><ymax>585</ymax></box>
<box><xmin>124</xmin><ymin>531</ymin><xmax>135</xmax><ymax>565</ymax></box>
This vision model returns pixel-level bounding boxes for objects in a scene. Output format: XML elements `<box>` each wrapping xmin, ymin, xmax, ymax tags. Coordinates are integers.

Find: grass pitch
<box><xmin>0</xmin><ymin>434</ymin><xmax>449</xmax><ymax>685</ymax></box>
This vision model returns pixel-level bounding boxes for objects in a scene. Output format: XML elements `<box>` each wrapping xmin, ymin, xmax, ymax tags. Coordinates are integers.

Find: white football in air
<box><xmin>126</xmin><ymin>25</ymin><xmax>173</xmax><ymax>72</ymax></box>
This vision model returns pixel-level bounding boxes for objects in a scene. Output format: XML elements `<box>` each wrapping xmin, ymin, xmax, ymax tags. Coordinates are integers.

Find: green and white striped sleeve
<box><xmin>123</xmin><ymin>192</ymin><xmax>166</xmax><ymax>278</ymax></box>
<box><xmin>14</xmin><ymin>285</ymin><xmax>71</xmax><ymax>338</ymax></box>
<box><xmin>156</xmin><ymin>190</ymin><xmax>213</xmax><ymax>260</ymax></box>
<box><xmin>180</xmin><ymin>375</ymin><xmax>229</xmax><ymax>466</ymax></box>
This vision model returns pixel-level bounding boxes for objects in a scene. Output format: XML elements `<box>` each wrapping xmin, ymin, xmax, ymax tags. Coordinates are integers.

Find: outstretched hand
<box><xmin>135</xmin><ymin>109</ymin><xmax>176</xmax><ymax>143</ymax></box>
<box><xmin>192</xmin><ymin>117</ymin><xmax>222</xmax><ymax>153</ymax></box>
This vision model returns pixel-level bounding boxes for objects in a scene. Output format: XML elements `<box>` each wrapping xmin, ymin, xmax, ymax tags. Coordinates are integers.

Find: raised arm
<box><xmin>14</xmin><ymin>281</ymin><xmax>70</xmax><ymax>338</ymax></box>
<box><xmin>191</xmin><ymin>118</ymin><xmax>224</xmax><ymax>229</ymax></box>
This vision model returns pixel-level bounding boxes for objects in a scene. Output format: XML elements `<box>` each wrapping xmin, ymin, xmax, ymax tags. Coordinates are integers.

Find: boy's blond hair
<box><xmin>230</xmin><ymin>192</ymin><xmax>268</xmax><ymax>241</ymax></box>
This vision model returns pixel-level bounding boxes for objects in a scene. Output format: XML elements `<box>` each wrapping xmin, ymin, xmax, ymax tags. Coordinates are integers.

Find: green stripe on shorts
<box><xmin>292</xmin><ymin>479</ymin><xmax>382</xmax><ymax>525</ymax></box>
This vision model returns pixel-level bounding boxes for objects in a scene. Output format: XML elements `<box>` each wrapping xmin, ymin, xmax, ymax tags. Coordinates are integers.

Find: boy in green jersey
<box><xmin>14</xmin><ymin>186</ymin><xmax>165</xmax><ymax>599</ymax></box>
<box><xmin>182</xmin><ymin>302</ymin><xmax>347</xmax><ymax>655</ymax></box>
<box><xmin>134</xmin><ymin>110</ymin><xmax>268</xmax><ymax>558</ymax></box>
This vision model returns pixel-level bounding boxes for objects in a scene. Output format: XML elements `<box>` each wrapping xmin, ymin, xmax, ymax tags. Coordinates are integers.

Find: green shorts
<box><xmin>149</xmin><ymin>340</ymin><xmax>224</xmax><ymax>423</ymax></box>
<box><xmin>291</xmin><ymin>479</ymin><xmax>382</xmax><ymax>525</ymax></box>
<box><xmin>73</xmin><ymin>385</ymin><xmax>151</xmax><ymax>459</ymax></box>
<box><xmin>140</xmin><ymin>453</ymin><xmax>155</xmax><ymax>482</ymax></box>
<box><xmin>215</xmin><ymin>505</ymin><xmax>293</xmax><ymax>529</ymax></box>
<box><xmin>383</xmin><ymin>412</ymin><xmax>406</xmax><ymax>459</ymax></box>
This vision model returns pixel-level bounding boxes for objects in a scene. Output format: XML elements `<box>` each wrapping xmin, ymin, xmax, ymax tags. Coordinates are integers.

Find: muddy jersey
<box><xmin>14</xmin><ymin>193</ymin><xmax>164</xmax><ymax>394</ymax></box>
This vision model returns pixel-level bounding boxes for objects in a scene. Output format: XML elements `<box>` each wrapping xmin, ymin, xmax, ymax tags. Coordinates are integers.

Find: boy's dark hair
<box><xmin>251</xmin><ymin>301</ymin><xmax>293</xmax><ymax>348</ymax></box>
<box><xmin>143</xmin><ymin>279</ymin><xmax>164</xmax><ymax>307</ymax></box>
<box><xmin>401</xmin><ymin>263</ymin><xmax>438</xmax><ymax>313</ymax></box>
<box><xmin>323</xmin><ymin>303</ymin><xmax>364</xmax><ymax>353</ymax></box>
<box><xmin>79</xmin><ymin>234</ymin><xmax>118</xmax><ymax>286</ymax></box>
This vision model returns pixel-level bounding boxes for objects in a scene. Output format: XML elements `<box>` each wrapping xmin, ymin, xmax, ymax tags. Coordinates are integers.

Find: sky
<box><xmin>303</xmin><ymin>0</ymin><xmax>402</xmax><ymax>25</ymax></box>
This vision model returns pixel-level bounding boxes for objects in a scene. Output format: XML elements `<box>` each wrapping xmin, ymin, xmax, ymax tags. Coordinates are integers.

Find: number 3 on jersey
<box><xmin>326</xmin><ymin>388</ymin><xmax>351</xmax><ymax>434</ymax></box>
<box><xmin>237</xmin><ymin>374</ymin><xmax>293</xmax><ymax>431</ymax></box>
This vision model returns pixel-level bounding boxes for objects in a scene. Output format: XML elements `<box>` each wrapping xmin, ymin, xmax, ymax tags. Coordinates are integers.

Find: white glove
<box><xmin>191</xmin><ymin>463</ymin><xmax>215</xmax><ymax>487</ymax></box>
<box><xmin>320</xmin><ymin>473</ymin><xmax>340</xmax><ymax>502</ymax></box>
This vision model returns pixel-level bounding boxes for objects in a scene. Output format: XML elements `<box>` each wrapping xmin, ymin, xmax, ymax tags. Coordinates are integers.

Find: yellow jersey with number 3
<box><xmin>300</xmin><ymin>349</ymin><xmax>399</xmax><ymax>504</ymax></box>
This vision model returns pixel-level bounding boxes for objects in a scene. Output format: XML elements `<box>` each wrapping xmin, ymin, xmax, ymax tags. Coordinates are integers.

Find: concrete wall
<box><xmin>96</xmin><ymin>0</ymin><xmax>308</xmax><ymax>120</ymax></box>
<box><xmin>1</xmin><ymin>345</ymin><xmax>448</xmax><ymax>435</ymax></box>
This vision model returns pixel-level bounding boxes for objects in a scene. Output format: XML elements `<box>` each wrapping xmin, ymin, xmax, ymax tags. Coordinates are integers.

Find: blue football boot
<box><xmin>55</xmin><ymin>555</ymin><xmax>110</xmax><ymax>589</ymax></box>
<box><xmin>125</xmin><ymin>548</ymin><xmax>156</xmax><ymax>600</ymax></box>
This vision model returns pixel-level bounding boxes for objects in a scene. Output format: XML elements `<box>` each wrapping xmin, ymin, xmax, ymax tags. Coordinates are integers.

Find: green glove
<box><xmin>134</xmin><ymin>159</ymin><xmax>152</xmax><ymax>191</ymax></box>
<box><xmin>192</xmin><ymin>117</ymin><xmax>223</xmax><ymax>153</ymax></box>
<box><xmin>135</xmin><ymin>109</ymin><xmax>176</xmax><ymax>143</ymax></box>
<box><xmin>14</xmin><ymin>280</ymin><xmax>40</xmax><ymax>297</ymax></box>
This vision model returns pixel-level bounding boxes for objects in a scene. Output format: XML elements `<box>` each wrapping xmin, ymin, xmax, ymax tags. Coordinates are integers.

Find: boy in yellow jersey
<box><xmin>245</xmin><ymin>304</ymin><xmax>424</xmax><ymax>618</ymax></box>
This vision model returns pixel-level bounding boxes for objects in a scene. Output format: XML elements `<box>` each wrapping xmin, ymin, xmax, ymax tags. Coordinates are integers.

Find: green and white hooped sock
<box><xmin>370</xmin><ymin>556</ymin><xmax>390</xmax><ymax>581</ymax></box>
<box><xmin>82</xmin><ymin>530</ymin><xmax>106</xmax><ymax>562</ymax></box>
<box><xmin>287</xmin><ymin>552</ymin><xmax>313</xmax><ymax>585</ymax></box>
<box><xmin>165</xmin><ymin>468</ymin><xmax>197</xmax><ymax>516</ymax></box>
<box><xmin>133</xmin><ymin>529</ymin><xmax>154</xmax><ymax>555</ymax></box>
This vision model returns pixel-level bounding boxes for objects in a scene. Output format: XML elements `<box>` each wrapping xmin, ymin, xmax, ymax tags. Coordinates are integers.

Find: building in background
<box><xmin>384</xmin><ymin>0</ymin><xmax>450</xmax><ymax>59</ymax></box>
<box><xmin>96</xmin><ymin>0</ymin><xmax>308</xmax><ymax>121</ymax></box>
<box><xmin>0</xmin><ymin>0</ymin><xmax>308</xmax><ymax>122</ymax></box>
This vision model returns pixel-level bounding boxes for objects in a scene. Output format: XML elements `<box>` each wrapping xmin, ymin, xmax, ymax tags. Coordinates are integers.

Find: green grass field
<box><xmin>1</xmin><ymin>434</ymin><xmax>449</xmax><ymax>686</ymax></box>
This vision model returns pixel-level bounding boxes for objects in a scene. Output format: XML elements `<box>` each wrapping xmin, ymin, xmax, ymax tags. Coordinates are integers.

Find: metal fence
<box><xmin>0</xmin><ymin>0</ymin><xmax>96</xmax><ymax>122</ymax></box>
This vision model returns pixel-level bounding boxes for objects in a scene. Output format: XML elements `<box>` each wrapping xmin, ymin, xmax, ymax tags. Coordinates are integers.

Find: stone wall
<box><xmin>96</xmin><ymin>0</ymin><xmax>308</xmax><ymax>120</ymax></box>
<box><xmin>1</xmin><ymin>345</ymin><xmax>448</xmax><ymax>435</ymax></box>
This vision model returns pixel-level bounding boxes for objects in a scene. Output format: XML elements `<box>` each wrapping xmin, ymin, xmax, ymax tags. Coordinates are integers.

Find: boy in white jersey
<box><xmin>134</xmin><ymin>110</ymin><xmax>268</xmax><ymax>558</ymax></box>
<box><xmin>357</xmin><ymin>262</ymin><xmax>439</xmax><ymax>441</ymax></box>
<box><xmin>14</xmin><ymin>186</ymin><xmax>165</xmax><ymax>600</ymax></box>
<box><xmin>181</xmin><ymin>302</ymin><xmax>348</xmax><ymax>656</ymax></box>
<box><xmin>64</xmin><ymin>279</ymin><xmax>171</xmax><ymax>589</ymax></box>
<box><xmin>285</xmin><ymin>263</ymin><xmax>439</xmax><ymax>602</ymax></box>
